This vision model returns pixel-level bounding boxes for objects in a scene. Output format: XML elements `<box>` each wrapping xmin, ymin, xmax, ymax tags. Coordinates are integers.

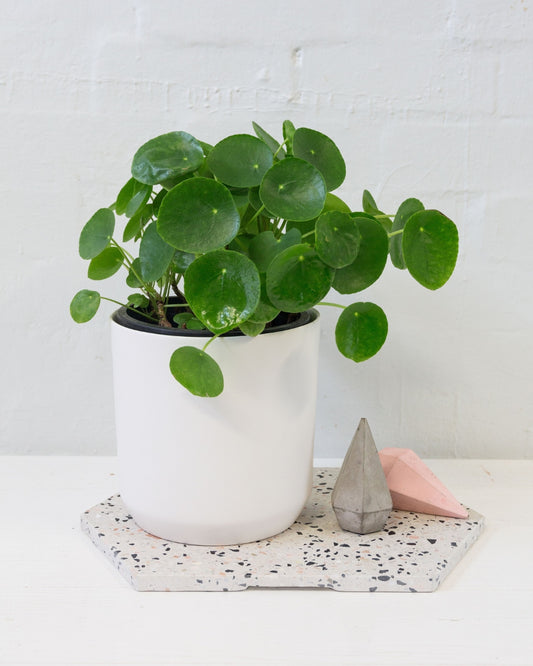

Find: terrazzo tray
<box><xmin>81</xmin><ymin>468</ymin><xmax>484</xmax><ymax>592</ymax></box>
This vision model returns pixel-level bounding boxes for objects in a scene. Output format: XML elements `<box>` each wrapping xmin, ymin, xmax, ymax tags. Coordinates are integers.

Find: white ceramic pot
<box><xmin>111</xmin><ymin>308</ymin><xmax>320</xmax><ymax>546</ymax></box>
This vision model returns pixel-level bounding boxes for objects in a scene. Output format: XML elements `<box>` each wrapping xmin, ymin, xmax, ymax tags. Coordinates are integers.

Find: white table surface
<box><xmin>1</xmin><ymin>456</ymin><xmax>532</xmax><ymax>666</ymax></box>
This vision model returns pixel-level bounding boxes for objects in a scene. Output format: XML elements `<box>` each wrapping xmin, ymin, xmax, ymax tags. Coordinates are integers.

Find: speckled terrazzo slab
<box><xmin>81</xmin><ymin>468</ymin><xmax>484</xmax><ymax>592</ymax></box>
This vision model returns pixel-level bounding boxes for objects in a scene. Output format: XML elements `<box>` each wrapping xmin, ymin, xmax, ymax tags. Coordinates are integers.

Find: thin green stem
<box><xmin>301</xmin><ymin>230</ymin><xmax>315</xmax><ymax>240</ymax></box>
<box><xmin>272</xmin><ymin>139</ymin><xmax>288</xmax><ymax>159</ymax></box>
<box><xmin>163</xmin><ymin>303</ymin><xmax>190</xmax><ymax>309</ymax></box>
<box><xmin>202</xmin><ymin>334</ymin><xmax>219</xmax><ymax>352</ymax></box>
<box><xmin>317</xmin><ymin>301</ymin><xmax>346</xmax><ymax>310</ymax></box>
<box><xmin>388</xmin><ymin>229</ymin><xmax>403</xmax><ymax>238</ymax></box>
<box><xmin>101</xmin><ymin>296</ymin><xmax>158</xmax><ymax>322</ymax></box>
<box><xmin>247</xmin><ymin>204</ymin><xmax>266</xmax><ymax>227</ymax></box>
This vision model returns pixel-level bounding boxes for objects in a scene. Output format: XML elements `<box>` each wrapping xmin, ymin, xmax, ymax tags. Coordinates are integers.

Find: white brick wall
<box><xmin>1</xmin><ymin>0</ymin><xmax>532</xmax><ymax>457</ymax></box>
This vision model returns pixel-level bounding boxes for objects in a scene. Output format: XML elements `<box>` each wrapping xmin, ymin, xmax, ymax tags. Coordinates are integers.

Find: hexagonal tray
<box><xmin>81</xmin><ymin>468</ymin><xmax>484</xmax><ymax>592</ymax></box>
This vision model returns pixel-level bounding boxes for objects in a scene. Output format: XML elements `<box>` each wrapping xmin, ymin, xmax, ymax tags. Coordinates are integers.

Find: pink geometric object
<box><xmin>378</xmin><ymin>448</ymin><xmax>469</xmax><ymax>519</ymax></box>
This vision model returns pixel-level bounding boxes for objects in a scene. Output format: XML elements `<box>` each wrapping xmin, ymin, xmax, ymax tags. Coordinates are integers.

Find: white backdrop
<box><xmin>1</xmin><ymin>0</ymin><xmax>532</xmax><ymax>457</ymax></box>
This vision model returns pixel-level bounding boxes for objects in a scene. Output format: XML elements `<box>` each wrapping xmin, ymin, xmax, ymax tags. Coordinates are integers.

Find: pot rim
<box><xmin>111</xmin><ymin>306</ymin><xmax>319</xmax><ymax>338</ymax></box>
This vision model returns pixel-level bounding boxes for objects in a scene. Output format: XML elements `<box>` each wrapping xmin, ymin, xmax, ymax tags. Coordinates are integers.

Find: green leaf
<box><xmin>286</xmin><ymin>192</ymin><xmax>350</xmax><ymax>243</ymax></box>
<box><xmin>315</xmin><ymin>211</ymin><xmax>361</xmax><ymax>268</ymax></box>
<box><xmin>266</xmin><ymin>244</ymin><xmax>335</xmax><ymax>312</ymax></box>
<box><xmin>79</xmin><ymin>208</ymin><xmax>115</xmax><ymax>260</ymax></box>
<box><xmin>127</xmin><ymin>293</ymin><xmax>150</xmax><ymax>309</ymax></box>
<box><xmin>184</xmin><ymin>251</ymin><xmax>261</xmax><ymax>334</ymax></box>
<box><xmin>322</xmin><ymin>192</ymin><xmax>351</xmax><ymax>214</ymax></box>
<box><xmin>169</xmin><ymin>346</ymin><xmax>224</xmax><ymax>397</ymax></box>
<box><xmin>157</xmin><ymin>177</ymin><xmax>240</xmax><ymax>254</ymax></box>
<box><xmin>207</xmin><ymin>134</ymin><xmax>274</xmax><ymax>187</ymax></box>
<box><xmin>126</xmin><ymin>258</ymin><xmax>143</xmax><ymax>287</ymax></box>
<box><xmin>248</xmin><ymin>228</ymin><xmax>302</xmax><ymax>273</ymax></box>
<box><xmin>185</xmin><ymin>318</ymin><xmax>206</xmax><ymax>330</ymax></box>
<box><xmin>173</xmin><ymin>312</ymin><xmax>194</xmax><ymax>326</ymax></box>
<box><xmin>282</xmin><ymin>120</ymin><xmax>296</xmax><ymax>155</ymax></box>
<box><xmin>70</xmin><ymin>289</ymin><xmax>101</xmax><ymax>323</ymax></box>
<box><xmin>172</xmin><ymin>249</ymin><xmax>196</xmax><ymax>274</ymax></box>
<box><xmin>152</xmin><ymin>188</ymin><xmax>167</xmax><ymax>215</ymax></box>
<box><xmin>259</xmin><ymin>157</ymin><xmax>326</xmax><ymax>221</ymax></box>
<box><xmin>122</xmin><ymin>203</ymin><xmax>153</xmax><ymax>242</ymax></box>
<box><xmin>389</xmin><ymin>198</ymin><xmax>425</xmax><ymax>269</ymax></box>
<box><xmin>131</xmin><ymin>132</ymin><xmax>204</xmax><ymax>185</ymax></box>
<box><xmin>333</xmin><ymin>216</ymin><xmax>389</xmax><ymax>294</ymax></box>
<box><xmin>87</xmin><ymin>247</ymin><xmax>123</xmax><ymax>280</ymax></box>
<box><xmin>116</xmin><ymin>178</ymin><xmax>152</xmax><ymax>217</ymax></box>
<box><xmin>335</xmin><ymin>302</ymin><xmax>388</xmax><ymax>362</ymax></box>
<box><xmin>293</xmin><ymin>127</ymin><xmax>346</xmax><ymax>191</ymax></box>
<box><xmin>402</xmin><ymin>210</ymin><xmax>459</xmax><ymax>289</ymax></box>
<box><xmin>139</xmin><ymin>222</ymin><xmax>175</xmax><ymax>282</ymax></box>
<box><xmin>362</xmin><ymin>190</ymin><xmax>392</xmax><ymax>232</ymax></box>
<box><xmin>240</xmin><ymin>320</ymin><xmax>265</xmax><ymax>337</ymax></box>
<box><xmin>252</xmin><ymin>121</ymin><xmax>286</xmax><ymax>158</ymax></box>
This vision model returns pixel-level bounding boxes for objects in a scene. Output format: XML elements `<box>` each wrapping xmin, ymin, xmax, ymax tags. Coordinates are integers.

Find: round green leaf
<box><xmin>79</xmin><ymin>208</ymin><xmax>115</xmax><ymax>260</ymax></box>
<box><xmin>333</xmin><ymin>216</ymin><xmax>389</xmax><ymax>294</ymax></box>
<box><xmin>247</xmin><ymin>280</ymin><xmax>280</xmax><ymax>324</ymax></box>
<box><xmin>402</xmin><ymin>210</ymin><xmax>459</xmax><ymax>290</ymax></box>
<box><xmin>335</xmin><ymin>302</ymin><xmax>388</xmax><ymax>362</ymax></box>
<box><xmin>185</xmin><ymin>318</ymin><xmax>206</xmax><ymax>330</ymax></box>
<box><xmin>252</xmin><ymin>121</ymin><xmax>286</xmax><ymax>158</ymax></box>
<box><xmin>131</xmin><ymin>132</ymin><xmax>205</xmax><ymax>185</ymax></box>
<box><xmin>207</xmin><ymin>134</ymin><xmax>274</xmax><ymax>187</ymax></box>
<box><xmin>169</xmin><ymin>346</ymin><xmax>224</xmax><ymax>397</ymax></box>
<box><xmin>293</xmin><ymin>127</ymin><xmax>346</xmax><ymax>191</ymax></box>
<box><xmin>70</xmin><ymin>289</ymin><xmax>101</xmax><ymax>323</ymax></box>
<box><xmin>266</xmin><ymin>244</ymin><xmax>335</xmax><ymax>312</ymax></box>
<box><xmin>184</xmin><ymin>250</ymin><xmax>261</xmax><ymax>334</ymax></box>
<box><xmin>389</xmin><ymin>198</ymin><xmax>425</xmax><ymax>269</ymax></box>
<box><xmin>173</xmin><ymin>312</ymin><xmax>194</xmax><ymax>327</ymax></box>
<box><xmin>259</xmin><ymin>158</ymin><xmax>326</xmax><ymax>221</ymax></box>
<box><xmin>126</xmin><ymin>258</ymin><xmax>143</xmax><ymax>287</ymax></box>
<box><xmin>139</xmin><ymin>221</ymin><xmax>175</xmax><ymax>282</ymax></box>
<box><xmin>87</xmin><ymin>247</ymin><xmax>123</xmax><ymax>280</ymax></box>
<box><xmin>248</xmin><ymin>228</ymin><xmax>302</xmax><ymax>273</ymax></box>
<box><xmin>172</xmin><ymin>249</ymin><xmax>196</xmax><ymax>274</ymax></box>
<box><xmin>315</xmin><ymin>210</ymin><xmax>361</xmax><ymax>268</ymax></box>
<box><xmin>157</xmin><ymin>177</ymin><xmax>240</xmax><ymax>254</ymax></box>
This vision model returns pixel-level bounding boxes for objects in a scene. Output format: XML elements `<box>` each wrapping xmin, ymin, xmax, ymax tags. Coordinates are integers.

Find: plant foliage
<box><xmin>71</xmin><ymin>122</ymin><xmax>459</xmax><ymax>397</ymax></box>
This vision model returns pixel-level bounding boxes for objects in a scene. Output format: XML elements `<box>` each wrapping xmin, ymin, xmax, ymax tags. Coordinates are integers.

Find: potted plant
<box><xmin>71</xmin><ymin>121</ymin><xmax>458</xmax><ymax>546</ymax></box>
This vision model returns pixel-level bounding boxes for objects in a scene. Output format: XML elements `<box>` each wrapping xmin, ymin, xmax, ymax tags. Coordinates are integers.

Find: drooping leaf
<box><xmin>79</xmin><ymin>208</ymin><xmax>115</xmax><ymax>260</ymax></box>
<box><xmin>362</xmin><ymin>190</ymin><xmax>392</xmax><ymax>232</ymax></box>
<box><xmin>402</xmin><ymin>210</ymin><xmax>459</xmax><ymax>290</ymax></box>
<box><xmin>139</xmin><ymin>222</ymin><xmax>175</xmax><ymax>282</ymax></box>
<box><xmin>293</xmin><ymin>127</ymin><xmax>346</xmax><ymax>191</ymax></box>
<box><xmin>259</xmin><ymin>158</ymin><xmax>326</xmax><ymax>221</ymax></box>
<box><xmin>207</xmin><ymin>134</ymin><xmax>274</xmax><ymax>188</ymax></box>
<box><xmin>335</xmin><ymin>302</ymin><xmax>388</xmax><ymax>362</ymax></box>
<box><xmin>266</xmin><ymin>244</ymin><xmax>335</xmax><ymax>312</ymax></box>
<box><xmin>184</xmin><ymin>251</ymin><xmax>261</xmax><ymax>334</ymax></box>
<box><xmin>252</xmin><ymin>121</ymin><xmax>286</xmax><ymax>158</ymax></box>
<box><xmin>87</xmin><ymin>247</ymin><xmax>123</xmax><ymax>280</ymax></box>
<box><xmin>248</xmin><ymin>228</ymin><xmax>302</xmax><ymax>272</ymax></box>
<box><xmin>122</xmin><ymin>203</ymin><xmax>153</xmax><ymax>242</ymax></box>
<box><xmin>157</xmin><ymin>177</ymin><xmax>240</xmax><ymax>254</ymax></box>
<box><xmin>315</xmin><ymin>210</ymin><xmax>361</xmax><ymax>268</ymax></box>
<box><xmin>126</xmin><ymin>258</ymin><xmax>143</xmax><ymax>287</ymax></box>
<box><xmin>169</xmin><ymin>346</ymin><xmax>224</xmax><ymax>397</ymax></box>
<box><xmin>282</xmin><ymin>120</ymin><xmax>296</xmax><ymax>155</ymax></box>
<box><xmin>131</xmin><ymin>131</ymin><xmax>205</xmax><ymax>185</ymax></box>
<box><xmin>333</xmin><ymin>216</ymin><xmax>389</xmax><ymax>294</ymax></box>
<box><xmin>70</xmin><ymin>289</ymin><xmax>101</xmax><ymax>323</ymax></box>
<box><xmin>389</xmin><ymin>198</ymin><xmax>425</xmax><ymax>269</ymax></box>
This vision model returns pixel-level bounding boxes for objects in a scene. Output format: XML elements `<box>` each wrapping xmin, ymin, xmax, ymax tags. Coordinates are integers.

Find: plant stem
<box><xmin>202</xmin><ymin>334</ymin><xmax>219</xmax><ymax>352</ymax></box>
<box><xmin>272</xmin><ymin>139</ymin><xmax>288</xmax><ymax>159</ymax></box>
<box><xmin>101</xmin><ymin>296</ymin><xmax>158</xmax><ymax>322</ymax></box>
<box><xmin>317</xmin><ymin>301</ymin><xmax>346</xmax><ymax>310</ymax></box>
<box><xmin>301</xmin><ymin>230</ymin><xmax>315</xmax><ymax>240</ymax></box>
<box><xmin>388</xmin><ymin>229</ymin><xmax>404</xmax><ymax>238</ymax></box>
<box><xmin>247</xmin><ymin>204</ymin><xmax>266</xmax><ymax>227</ymax></box>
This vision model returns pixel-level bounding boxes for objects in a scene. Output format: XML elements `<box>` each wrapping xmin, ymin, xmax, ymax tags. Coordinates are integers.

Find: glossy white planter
<box><xmin>111</xmin><ymin>308</ymin><xmax>320</xmax><ymax>546</ymax></box>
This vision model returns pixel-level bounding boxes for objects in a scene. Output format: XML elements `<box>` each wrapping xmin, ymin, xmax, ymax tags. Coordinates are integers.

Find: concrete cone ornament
<box><xmin>331</xmin><ymin>419</ymin><xmax>393</xmax><ymax>534</ymax></box>
<box><xmin>379</xmin><ymin>448</ymin><xmax>468</xmax><ymax>519</ymax></box>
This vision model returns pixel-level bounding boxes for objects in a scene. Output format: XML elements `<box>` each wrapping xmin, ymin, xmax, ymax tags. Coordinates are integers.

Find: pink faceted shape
<box><xmin>379</xmin><ymin>448</ymin><xmax>468</xmax><ymax>519</ymax></box>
